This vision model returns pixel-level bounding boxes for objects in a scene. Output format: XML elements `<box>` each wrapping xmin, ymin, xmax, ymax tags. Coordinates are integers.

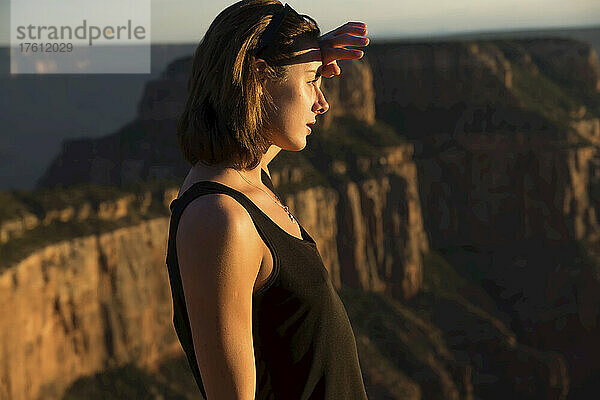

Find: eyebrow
<box><xmin>306</xmin><ymin>69</ymin><xmax>322</xmax><ymax>78</ymax></box>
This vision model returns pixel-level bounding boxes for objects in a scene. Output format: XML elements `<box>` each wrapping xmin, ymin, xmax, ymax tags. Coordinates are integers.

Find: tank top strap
<box><xmin>169</xmin><ymin>169</ymin><xmax>273</xmax><ymax>217</ymax></box>
<box><xmin>168</xmin><ymin>179</ymin><xmax>282</xmax><ymax>246</ymax></box>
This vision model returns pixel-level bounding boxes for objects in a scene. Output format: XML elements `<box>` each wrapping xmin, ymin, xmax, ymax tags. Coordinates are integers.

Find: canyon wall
<box><xmin>364</xmin><ymin>38</ymin><xmax>600</xmax><ymax>395</ymax></box>
<box><xmin>0</xmin><ymin>219</ymin><xmax>175</xmax><ymax>400</ymax></box>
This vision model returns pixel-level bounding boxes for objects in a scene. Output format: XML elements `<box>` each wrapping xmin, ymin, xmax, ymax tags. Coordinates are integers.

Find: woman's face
<box><xmin>262</xmin><ymin>45</ymin><xmax>329</xmax><ymax>151</ymax></box>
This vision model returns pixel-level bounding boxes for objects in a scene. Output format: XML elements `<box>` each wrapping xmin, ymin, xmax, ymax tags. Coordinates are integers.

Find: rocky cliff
<box><xmin>363</xmin><ymin>37</ymin><xmax>600</xmax><ymax>397</ymax></box>
<box><xmin>0</xmin><ymin>219</ymin><xmax>175</xmax><ymax>400</ymax></box>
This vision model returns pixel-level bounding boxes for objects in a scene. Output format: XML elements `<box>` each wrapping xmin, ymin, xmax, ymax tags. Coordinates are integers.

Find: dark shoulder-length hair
<box><xmin>177</xmin><ymin>0</ymin><xmax>320</xmax><ymax>170</ymax></box>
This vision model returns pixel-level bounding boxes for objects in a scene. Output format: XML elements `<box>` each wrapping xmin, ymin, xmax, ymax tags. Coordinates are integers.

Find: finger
<box><xmin>320</xmin><ymin>64</ymin><xmax>338</xmax><ymax>78</ymax></box>
<box><xmin>321</xmin><ymin>65</ymin><xmax>340</xmax><ymax>78</ymax></box>
<box><xmin>331</xmin><ymin>63</ymin><xmax>341</xmax><ymax>76</ymax></box>
<box><xmin>344</xmin><ymin>21</ymin><xmax>367</xmax><ymax>30</ymax></box>
<box><xmin>322</xmin><ymin>48</ymin><xmax>364</xmax><ymax>65</ymax></box>
<box><xmin>333</xmin><ymin>25</ymin><xmax>368</xmax><ymax>38</ymax></box>
<box><xmin>328</xmin><ymin>22</ymin><xmax>368</xmax><ymax>37</ymax></box>
<box><xmin>322</xmin><ymin>33</ymin><xmax>369</xmax><ymax>48</ymax></box>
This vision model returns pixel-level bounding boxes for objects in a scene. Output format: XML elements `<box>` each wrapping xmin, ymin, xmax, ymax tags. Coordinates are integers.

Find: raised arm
<box><xmin>176</xmin><ymin>194</ymin><xmax>264</xmax><ymax>400</ymax></box>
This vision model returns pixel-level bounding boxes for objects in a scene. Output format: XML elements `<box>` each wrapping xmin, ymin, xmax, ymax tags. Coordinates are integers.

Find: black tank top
<box><xmin>165</xmin><ymin>170</ymin><xmax>368</xmax><ymax>399</ymax></box>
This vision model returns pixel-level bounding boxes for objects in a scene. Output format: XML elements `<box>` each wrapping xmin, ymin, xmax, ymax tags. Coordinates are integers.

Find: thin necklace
<box><xmin>233</xmin><ymin>169</ymin><xmax>296</xmax><ymax>223</ymax></box>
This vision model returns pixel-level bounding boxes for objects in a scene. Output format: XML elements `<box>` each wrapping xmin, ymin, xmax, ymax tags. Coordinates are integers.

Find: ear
<box><xmin>254</xmin><ymin>58</ymin><xmax>269</xmax><ymax>83</ymax></box>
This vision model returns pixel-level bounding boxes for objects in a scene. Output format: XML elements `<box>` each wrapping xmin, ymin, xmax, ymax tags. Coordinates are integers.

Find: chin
<box><xmin>294</xmin><ymin>138</ymin><xmax>309</xmax><ymax>151</ymax></box>
<box><xmin>285</xmin><ymin>143</ymin><xmax>307</xmax><ymax>152</ymax></box>
<box><xmin>279</xmin><ymin>137</ymin><xmax>307</xmax><ymax>151</ymax></box>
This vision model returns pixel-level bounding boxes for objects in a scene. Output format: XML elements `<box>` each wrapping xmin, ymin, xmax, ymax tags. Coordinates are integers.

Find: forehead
<box><xmin>281</xmin><ymin>41</ymin><xmax>323</xmax><ymax>72</ymax></box>
<box><xmin>285</xmin><ymin>60</ymin><xmax>322</xmax><ymax>78</ymax></box>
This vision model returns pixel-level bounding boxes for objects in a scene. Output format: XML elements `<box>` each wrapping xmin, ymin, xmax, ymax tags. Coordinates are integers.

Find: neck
<box><xmin>260</xmin><ymin>145</ymin><xmax>282</xmax><ymax>178</ymax></box>
<box><xmin>193</xmin><ymin>145</ymin><xmax>282</xmax><ymax>187</ymax></box>
<box><xmin>232</xmin><ymin>144</ymin><xmax>282</xmax><ymax>186</ymax></box>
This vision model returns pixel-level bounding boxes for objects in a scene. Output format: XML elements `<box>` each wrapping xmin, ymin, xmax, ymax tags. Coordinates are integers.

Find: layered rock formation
<box><xmin>363</xmin><ymin>38</ymin><xmax>600</xmax><ymax>397</ymax></box>
<box><xmin>0</xmin><ymin>219</ymin><xmax>175</xmax><ymax>400</ymax></box>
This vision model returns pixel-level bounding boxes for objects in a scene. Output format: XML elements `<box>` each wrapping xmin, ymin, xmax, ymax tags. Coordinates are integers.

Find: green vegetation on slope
<box><xmin>60</xmin><ymin>358</ymin><xmax>201</xmax><ymax>400</ymax></box>
<box><xmin>338</xmin><ymin>284</ymin><xmax>466</xmax><ymax>400</ymax></box>
<box><xmin>0</xmin><ymin>192</ymin><xmax>31</xmax><ymax>221</ymax></box>
<box><xmin>311</xmin><ymin>117</ymin><xmax>408</xmax><ymax>159</ymax></box>
<box><xmin>0</xmin><ymin>179</ymin><xmax>182</xmax><ymax>271</ymax></box>
<box><xmin>5</xmin><ymin>179</ymin><xmax>181</xmax><ymax>222</ymax></box>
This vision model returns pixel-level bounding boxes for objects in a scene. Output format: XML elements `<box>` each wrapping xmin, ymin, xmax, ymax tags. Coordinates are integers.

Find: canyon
<box><xmin>2</xmin><ymin>36</ymin><xmax>600</xmax><ymax>399</ymax></box>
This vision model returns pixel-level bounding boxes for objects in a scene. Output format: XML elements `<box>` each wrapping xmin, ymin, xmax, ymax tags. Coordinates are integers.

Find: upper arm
<box><xmin>176</xmin><ymin>194</ymin><xmax>263</xmax><ymax>400</ymax></box>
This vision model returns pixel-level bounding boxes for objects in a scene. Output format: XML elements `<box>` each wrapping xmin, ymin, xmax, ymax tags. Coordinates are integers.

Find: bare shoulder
<box><xmin>177</xmin><ymin>193</ymin><xmax>257</xmax><ymax>236</ymax></box>
<box><xmin>176</xmin><ymin>193</ymin><xmax>263</xmax><ymax>282</ymax></box>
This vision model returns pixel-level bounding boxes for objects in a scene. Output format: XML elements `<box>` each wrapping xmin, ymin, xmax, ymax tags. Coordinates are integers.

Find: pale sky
<box><xmin>1</xmin><ymin>0</ymin><xmax>599</xmax><ymax>45</ymax></box>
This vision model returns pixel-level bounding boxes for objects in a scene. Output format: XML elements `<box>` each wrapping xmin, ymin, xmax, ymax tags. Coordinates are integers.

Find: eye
<box><xmin>308</xmin><ymin>75</ymin><xmax>321</xmax><ymax>86</ymax></box>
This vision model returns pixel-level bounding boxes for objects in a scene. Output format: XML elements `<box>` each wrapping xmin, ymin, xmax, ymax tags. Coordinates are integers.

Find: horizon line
<box><xmin>2</xmin><ymin>22</ymin><xmax>599</xmax><ymax>47</ymax></box>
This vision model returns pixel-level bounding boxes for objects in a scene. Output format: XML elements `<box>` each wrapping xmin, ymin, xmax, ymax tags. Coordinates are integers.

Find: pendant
<box><xmin>274</xmin><ymin>193</ymin><xmax>295</xmax><ymax>222</ymax></box>
<box><xmin>282</xmin><ymin>205</ymin><xmax>295</xmax><ymax>222</ymax></box>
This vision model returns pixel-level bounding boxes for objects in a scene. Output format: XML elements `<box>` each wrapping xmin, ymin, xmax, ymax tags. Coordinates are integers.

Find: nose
<box><xmin>313</xmin><ymin>86</ymin><xmax>329</xmax><ymax>115</ymax></box>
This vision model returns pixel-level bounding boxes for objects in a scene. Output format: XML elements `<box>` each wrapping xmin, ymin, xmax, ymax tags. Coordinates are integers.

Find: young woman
<box><xmin>165</xmin><ymin>1</ymin><xmax>370</xmax><ymax>398</ymax></box>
